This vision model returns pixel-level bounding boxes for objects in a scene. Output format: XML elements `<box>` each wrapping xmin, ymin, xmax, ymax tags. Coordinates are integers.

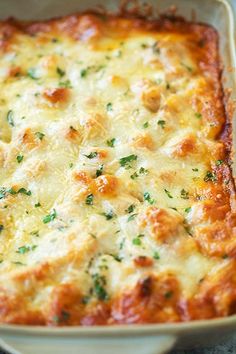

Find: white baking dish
<box><xmin>0</xmin><ymin>0</ymin><xmax>235</xmax><ymax>353</ymax></box>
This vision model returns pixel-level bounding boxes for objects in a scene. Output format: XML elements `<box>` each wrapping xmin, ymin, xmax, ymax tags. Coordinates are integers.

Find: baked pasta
<box><xmin>0</xmin><ymin>12</ymin><xmax>235</xmax><ymax>326</ymax></box>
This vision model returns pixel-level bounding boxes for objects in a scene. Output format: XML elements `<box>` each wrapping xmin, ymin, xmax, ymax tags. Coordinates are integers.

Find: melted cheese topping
<box><xmin>0</xmin><ymin>14</ymin><xmax>235</xmax><ymax>325</ymax></box>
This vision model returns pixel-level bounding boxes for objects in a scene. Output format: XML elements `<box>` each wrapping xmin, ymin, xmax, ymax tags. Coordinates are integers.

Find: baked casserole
<box><xmin>0</xmin><ymin>12</ymin><xmax>235</xmax><ymax>326</ymax></box>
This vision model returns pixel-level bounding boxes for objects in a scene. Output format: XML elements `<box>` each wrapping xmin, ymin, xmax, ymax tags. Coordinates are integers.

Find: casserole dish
<box><xmin>0</xmin><ymin>0</ymin><xmax>235</xmax><ymax>353</ymax></box>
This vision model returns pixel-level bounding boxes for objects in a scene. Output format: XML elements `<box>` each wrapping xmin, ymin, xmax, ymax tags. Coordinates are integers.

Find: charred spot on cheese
<box><xmin>95</xmin><ymin>175</ymin><xmax>118</xmax><ymax>195</ymax></box>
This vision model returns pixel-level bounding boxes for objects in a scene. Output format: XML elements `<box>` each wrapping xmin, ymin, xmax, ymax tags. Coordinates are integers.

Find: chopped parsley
<box><xmin>56</xmin><ymin>67</ymin><xmax>65</xmax><ymax>77</ymax></box>
<box><xmin>16</xmin><ymin>155</ymin><xmax>24</xmax><ymax>163</ymax></box>
<box><xmin>143</xmin><ymin>192</ymin><xmax>155</xmax><ymax>204</ymax></box>
<box><xmin>125</xmin><ymin>204</ymin><xmax>135</xmax><ymax>213</ymax></box>
<box><xmin>35</xmin><ymin>131</ymin><xmax>45</xmax><ymax>140</ymax></box>
<box><xmin>107</xmin><ymin>138</ymin><xmax>116</xmax><ymax>147</ymax></box>
<box><xmin>53</xmin><ymin>310</ymin><xmax>70</xmax><ymax>324</ymax></box>
<box><xmin>184</xmin><ymin>207</ymin><xmax>191</xmax><ymax>213</ymax></box>
<box><xmin>132</xmin><ymin>234</ymin><xmax>144</xmax><ymax>246</ymax></box>
<box><xmin>59</xmin><ymin>80</ymin><xmax>72</xmax><ymax>88</ymax></box>
<box><xmin>204</xmin><ymin>171</ymin><xmax>217</xmax><ymax>182</ymax></box>
<box><xmin>157</xmin><ymin>120</ymin><xmax>166</xmax><ymax>129</ymax></box>
<box><xmin>139</xmin><ymin>167</ymin><xmax>148</xmax><ymax>175</ymax></box>
<box><xmin>143</xmin><ymin>121</ymin><xmax>149</xmax><ymax>128</ymax></box>
<box><xmin>0</xmin><ymin>225</ymin><xmax>4</xmax><ymax>233</ymax></box>
<box><xmin>192</xmin><ymin>168</ymin><xmax>199</xmax><ymax>172</ymax></box>
<box><xmin>181</xmin><ymin>63</ymin><xmax>192</xmax><ymax>72</ymax></box>
<box><xmin>92</xmin><ymin>274</ymin><xmax>108</xmax><ymax>301</ymax></box>
<box><xmin>130</xmin><ymin>166</ymin><xmax>148</xmax><ymax>179</ymax></box>
<box><xmin>16</xmin><ymin>245</ymin><xmax>37</xmax><ymax>254</ymax></box>
<box><xmin>69</xmin><ymin>162</ymin><xmax>74</xmax><ymax>168</ymax></box>
<box><xmin>0</xmin><ymin>187</ymin><xmax>31</xmax><ymax>199</ymax></box>
<box><xmin>85</xmin><ymin>194</ymin><xmax>94</xmax><ymax>205</ymax></box>
<box><xmin>106</xmin><ymin>102</ymin><xmax>113</xmax><ymax>111</ymax></box>
<box><xmin>12</xmin><ymin>261</ymin><xmax>25</xmax><ymax>266</ymax></box>
<box><xmin>195</xmin><ymin>112</ymin><xmax>202</xmax><ymax>119</ymax></box>
<box><xmin>153</xmin><ymin>251</ymin><xmax>160</xmax><ymax>260</ymax></box>
<box><xmin>34</xmin><ymin>202</ymin><xmax>41</xmax><ymax>208</ymax></box>
<box><xmin>180</xmin><ymin>189</ymin><xmax>189</xmax><ymax>199</ymax></box>
<box><xmin>17</xmin><ymin>188</ymin><xmax>31</xmax><ymax>196</ymax></box>
<box><xmin>164</xmin><ymin>189</ymin><xmax>173</xmax><ymax>199</ymax></box>
<box><xmin>84</xmin><ymin>152</ymin><xmax>98</xmax><ymax>159</ymax></box>
<box><xmin>30</xmin><ymin>230</ymin><xmax>39</xmax><ymax>237</ymax></box>
<box><xmin>43</xmin><ymin>209</ymin><xmax>57</xmax><ymax>224</ymax></box>
<box><xmin>164</xmin><ymin>291</ymin><xmax>173</xmax><ymax>299</ymax></box>
<box><xmin>119</xmin><ymin>154</ymin><xmax>137</xmax><ymax>169</ymax></box>
<box><xmin>7</xmin><ymin>110</ymin><xmax>14</xmax><ymax>127</ymax></box>
<box><xmin>95</xmin><ymin>164</ymin><xmax>103</xmax><ymax>177</ymax></box>
<box><xmin>127</xmin><ymin>213</ymin><xmax>138</xmax><ymax>222</ymax></box>
<box><xmin>80</xmin><ymin>68</ymin><xmax>88</xmax><ymax>78</ymax></box>
<box><xmin>152</xmin><ymin>41</ymin><xmax>160</xmax><ymax>54</ymax></box>
<box><xmin>130</xmin><ymin>171</ymin><xmax>138</xmax><ymax>180</ymax></box>
<box><xmin>27</xmin><ymin>67</ymin><xmax>39</xmax><ymax>80</ymax></box>
<box><xmin>216</xmin><ymin>160</ymin><xmax>223</xmax><ymax>166</ymax></box>
<box><xmin>102</xmin><ymin>210</ymin><xmax>115</xmax><ymax>220</ymax></box>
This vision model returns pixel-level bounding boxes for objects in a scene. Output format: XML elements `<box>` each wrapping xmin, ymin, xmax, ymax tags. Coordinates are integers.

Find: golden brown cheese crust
<box><xmin>0</xmin><ymin>12</ymin><xmax>235</xmax><ymax>326</ymax></box>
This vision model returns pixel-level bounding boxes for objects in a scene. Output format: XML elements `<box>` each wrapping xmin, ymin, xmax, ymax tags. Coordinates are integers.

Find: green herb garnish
<box><xmin>119</xmin><ymin>154</ymin><xmax>137</xmax><ymax>168</ymax></box>
<box><xmin>102</xmin><ymin>210</ymin><xmax>115</xmax><ymax>220</ymax></box>
<box><xmin>153</xmin><ymin>251</ymin><xmax>160</xmax><ymax>260</ymax></box>
<box><xmin>144</xmin><ymin>192</ymin><xmax>155</xmax><ymax>204</ymax></box>
<box><xmin>132</xmin><ymin>234</ymin><xmax>144</xmax><ymax>246</ymax></box>
<box><xmin>43</xmin><ymin>209</ymin><xmax>57</xmax><ymax>223</ymax></box>
<box><xmin>27</xmin><ymin>68</ymin><xmax>39</xmax><ymax>80</ymax></box>
<box><xmin>92</xmin><ymin>274</ymin><xmax>109</xmax><ymax>301</ymax></box>
<box><xmin>164</xmin><ymin>291</ymin><xmax>173</xmax><ymax>299</ymax></box>
<box><xmin>216</xmin><ymin>160</ymin><xmax>223</xmax><ymax>166</ymax></box>
<box><xmin>59</xmin><ymin>80</ymin><xmax>72</xmax><ymax>88</ymax></box>
<box><xmin>158</xmin><ymin>120</ymin><xmax>166</xmax><ymax>129</ymax></box>
<box><xmin>180</xmin><ymin>189</ymin><xmax>189</xmax><ymax>200</ymax></box>
<box><xmin>84</xmin><ymin>152</ymin><xmax>98</xmax><ymax>159</ymax></box>
<box><xmin>16</xmin><ymin>245</ymin><xmax>37</xmax><ymax>254</ymax></box>
<box><xmin>96</xmin><ymin>164</ymin><xmax>103</xmax><ymax>177</ymax></box>
<box><xmin>56</xmin><ymin>67</ymin><xmax>65</xmax><ymax>77</ymax></box>
<box><xmin>85</xmin><ymin>194</ymin><xmax>94</xmax><ymax>205</ymax></box>
<box><xmin>195</xmin><ymin>112</ymin><xmax>202</xmax><ymax>119</ymax></box>
<box><xmin>7</xmin><ymin>110</ymin><xmax>14</xmax><ymax>127</ymax></box>
<box><xmin>106</xmin><ymin>102</ymin><xmax>113</xmax><ymax>111</ymax></box>
<box><xmin>125</xmin><ymin>204</ymin><xmax>135</xmax><ymax>213</ymax></box>
<box><xmin>164</xmin><ymin>189</ymin><xmax>173</xmax><ymax>199</ymax></box>
<box><xmin>35</xmin><ymin>132</ymin><xmax>45</xmax><ymax>141</ymax></box>
<box><xmin>16</xmin><ymin>155</ymin><xmax>24</xmax><ymax>163</ymax></box>
<box><xmin>184</xmin><ymin>207</ymin><xmax>191</xmax><ymax>213</ymax></box>
<box><xmin>107</xmin><ymin>138</ymin><xmax>116</xmax><ymax>147</ymax></box>
<box><xmin>204</xmin><ymin>171</ymin><xmax>217</xmax><ymax>182</ymax></box>
<box><xmin>127</xmin><ymin>213</ymin><xmax>138</xmax><ymax>222</ymax></box>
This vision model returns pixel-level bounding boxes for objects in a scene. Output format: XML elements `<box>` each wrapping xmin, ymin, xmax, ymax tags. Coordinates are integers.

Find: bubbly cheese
<box><xmin>0</xmin><ymin>14</ymin><xmax>235</xmax><ymax>325</ymax></box>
